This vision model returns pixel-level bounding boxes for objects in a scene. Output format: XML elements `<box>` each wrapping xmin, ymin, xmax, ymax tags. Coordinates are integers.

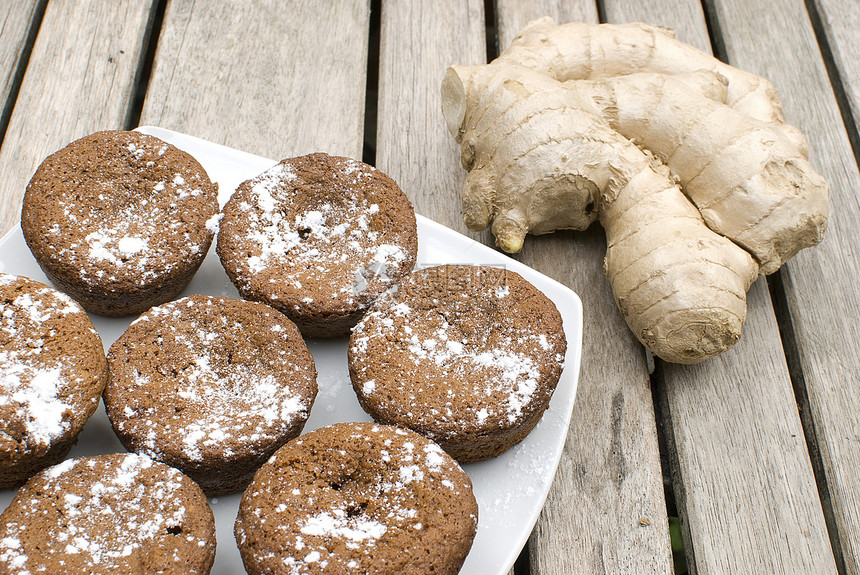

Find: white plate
<box><xmin>0</xmin><ymin>127</ymin><xmax>583</xmax><ymax>575</ymax></box>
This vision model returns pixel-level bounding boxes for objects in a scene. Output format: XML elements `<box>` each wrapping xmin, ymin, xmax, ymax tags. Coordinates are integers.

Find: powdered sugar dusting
<box><xmin>205</xmin><ymin>213</ymin><xmax>223</xmax><ymax>233</ymax></box>
<box><xmin>87</xmin><ymin>232</ymin><xmax>150</xmax><ymax>265</ymax></box>
<box><xmin>0</xmin><ymin>364</ymin><xmax>70</xmax><ymax>445</ymax></box>
<box><xmin>0</xmin><ymin>277</ymin><xmax>91</xmax><ymax>449</ymax></box>
<box><xmin>239</xmin><ymin>423</ymin><xmax>474</xmax><ymax>572</ymax></box>
<box><xmin>300</xmin><ymin>510</ymin><xmax>388</xmax><ymax>547</ymax></box>
<box><xmin>36</xmin><ymin>133</ymin><xmax>216</xmax><ymax>289</ymax></box>
<box><xmin>354</xmin><ymin>309</ymin><xmax>549</xmax><ymax>425</ymax></box>
<box><xmin>110</xmin><ymin>296</ymin><xmax>315</xmax><ymax>465</ymax></box>
<box><xmin>350</xmin><ymin>266</ymin><xmax>566</xmax><ymax>432</ymax></box>
<box><xmin>117</xmin><ymin>236</ymin><xmax>147</xmax><ymax>256</ymax></box>
<box><xmin>0</xmin><ymin>537</ymin><xmax>24</xmax><ymax>571</ymax></box>
<box><xmin>227</xmin><ymin>156</ymin><xmax>413</xmax><ymax>310</ymax></box>
<box><xmin>46</xmin><ymin>458</ymin><xmax>76</xmax><ymax>478</ymax></box>
<box><xmin>474</xmin><ymin>348</ymin><xmax>540</xmax><ymax>422</ymax></box>
<box><xmin>0</xmin><ymin>454</ymin><xmax>208</xmax><ymax>572</ymax></box>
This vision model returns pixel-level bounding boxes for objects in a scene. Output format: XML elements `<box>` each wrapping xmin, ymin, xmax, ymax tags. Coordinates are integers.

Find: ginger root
<box><xmin>441</xmin><ymin>19</ymin><xmax>828</xmax><ymax>363</ymax></box>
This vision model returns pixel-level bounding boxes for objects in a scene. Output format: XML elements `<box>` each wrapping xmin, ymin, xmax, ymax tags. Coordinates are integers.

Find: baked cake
<box><xmin>348</xmin><ymin>265</ymin><xmax>566</xmax><ymax>462</ymax></box>
<box><xmin>0</xmin><ymin>273</ymin><xmax>107</xmax><ymax>488</ymax></box>
<box><xmin>0</xmin><ymin>452</ymin><xmax>216</xmax><ymax>574</ymax></box>
<box><xmin>235</xmin><ymin>421</ymin><xmax>478</xmax><ymax>574</ymax></box>
<box><xmin>21</xmin><ymin>130</ymin><xmax>219</xmax><ymax>316</ymax></box>
<box><xmin>104</xmin><ymin>294</ymin><xmax>318</xmax><ymax>495</ymax></box>
<box><xmin>217</xmin><ymin>153</ymin><xmax>417</xmax><ymax>338</ymax></box>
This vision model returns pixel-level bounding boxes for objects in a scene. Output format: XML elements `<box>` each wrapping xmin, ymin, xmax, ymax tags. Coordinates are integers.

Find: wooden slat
<box><xmin>815</xmin><ymin>0</ymin><xmax>860</xmax><ymax>131</ymax></box>
<box><xmin>602</xmin><ymin>2</ymin><xmax>839</xmax><ymax>573</ymax></box>
<box><xmin>377</xmin><ymin>0</ymin><xmax>670</xmax><ymax>572</ymax></box>
<box><xmin>606</xmin><ymin>0</ymin><xmax>712</xmax><ymax>53</ymax></box>
<box><xmin>493</xmin><ymin>3</ymin><xmax>675</xmax><ymax>574</ymax></box>
<box><xmin>709</xmin><ymin>1</ymin><xmax>860</xmax><ymax>573</ymax></box>
<box><xmin>0</xmin><ymin>1</ymin><xmax>42</xmax><ymax>141</ymax></box>
<box><xmin>372</xmin><ymin>2</ymin><xmax>510</xmax><ymax>572</ymax></box>
<box><xmin>375</xmin><ymin>0</ymin><xmax>485</xmax><ymax>232</ymax></box>
<box><xmin>0</xmin><ymin>0</ymin><xmax>156</xmax><ymax>237</ymax></box>
<box><xmin>662</xmin><ymin>285</ymin><xmax>837</xmax><ymax>575</ymax></box>
<box><xmin>139</xmin><ymin>0</ymin><xmax>370</xmax><ymax>161</ymax></box>
<box><xmin>520</xmin><ymin>232</ymin><xmax>673</xmax><ymax>575</ymax></box>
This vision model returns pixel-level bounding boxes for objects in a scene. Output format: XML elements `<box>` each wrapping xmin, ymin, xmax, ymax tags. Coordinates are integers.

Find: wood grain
<box><xmin>372</xmin><ymin>5</ymin><xmax>513</xmax><ymax>572</ymax></box>
<box><xmin>665</xmin><ymin>279</ymin><xmax>837</xmax><ymax>575</ymax></box>
<box><xmin>0</xmin><ymin>1</ymin><xmax>42</xmax><ymax>143</ymax></box>
<box><xmin>709</xmin><ymin>0</ymin><xmax>860</xmax><ymax>572</ymax></box>
<box><xmin>377</xmin><ymin>1</ymin><xmax>670</xmax><ymax>572</ymax></box>
<box><xmin>0</xmin><ymin>0</ymin><xmax>156</xmax><ymax>238</ymax></box>
<box><xmin>604</xmin><ymin>0</ymin><xmax>711</xmax><ymax>53</ymax></box>
<box><xmin>494</xmin><ymin>1</ymin><xmax>596</xmax><ymax>50</ymax></box>
<box><xmin>491</xmin><ymin>3</ymin><xmax>674</xmax><ymax>574</ymax></box>
<box><xmin>139</xmin><ymin>0</ymin><xmax>370</xmax><ymax>162</ymax></box>
<box><xmin>603</xmin><ymin>1</ymin><xmax>839</xmax><ymax>573</ymax></box>
<box><xmin>815</xmin><ymin>0</ymin><xmax>860</xmax><ymax>128</ymax></box>
<box><xmin>375</xmin><ymin>0</ymin><xmax>485</xmax><ymax>233</ymax></box>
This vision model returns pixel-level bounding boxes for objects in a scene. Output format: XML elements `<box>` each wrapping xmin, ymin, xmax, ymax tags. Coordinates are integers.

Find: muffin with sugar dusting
<box><xmin>21</xmin><ymin>130</ymin><xmax>219</xmax><ymax>316</ymax></box>
<box><xmin>217</xmin><ymin>152</ymin><xmax>418</xmax><ymax>338</ymax></box>
<box><xmin>104</xmin><ymin>294</ymin><xmax>317</xmax><ymax>495</ymax></box>
<box><xmin>0</xmin><ymin>452</ymin><xmax>216</xmax><ymax>574</ymax></box>
<box><xmin>0</xmin><ymin>273</ymin><xmax>107</xmax><ymax>488</ymax></box>
<box><xmin>235</xmin><ymin>422</ymin><xmax>478</xmax><ymax>575</ymax></box>
<box><xmin>348</xmin><ymin>265</ymin><xmax>567</xmax><ymax>462</ymax></box>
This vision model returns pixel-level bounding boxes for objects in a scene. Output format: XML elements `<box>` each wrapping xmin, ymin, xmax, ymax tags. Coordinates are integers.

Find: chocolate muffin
<box><xmin>217</xmin><ymin>153</ymin><xmax>417</xmax><ymax>338</ymax></box>
<box><xmin>104</xmin><ymin>294</ymin><xmax>318</xmax><ymax>495</ymax></box>
<box><xmin>0</xmin><ymin>273</ymin><xmax>107</xmax><ymax>488</ymax></box>
<box><xmin>21</xmin><ymin>130</ymin><xmax>219</xmax><ymax>316</ymax></box>
<box><xmin>348</xmin><ymin>265</ymin><xmax>567</xmax><ymax>462</ymax></box>
<box><xmin>235</xmin><ymin>422</ymin><xmax>478</xmax><ymax>575</ymax></box>
<box><xmin>0</xmin><ymin>452</ymin><xmax>216</xmax><ymax>574</ymax></box>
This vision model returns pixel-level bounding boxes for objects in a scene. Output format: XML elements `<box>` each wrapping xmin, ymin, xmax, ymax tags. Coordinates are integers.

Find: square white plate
<box><xmin>0</xmin><ymin>127</ymin><xmax>582</xmax><ymax>575</ymax></box>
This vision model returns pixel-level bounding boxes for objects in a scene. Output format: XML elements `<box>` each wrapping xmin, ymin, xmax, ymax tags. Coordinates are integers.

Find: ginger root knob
<box><xmin>441</xmin><ymin>19</ymin><xmax>828</xmax><ymax>363</ymax></box>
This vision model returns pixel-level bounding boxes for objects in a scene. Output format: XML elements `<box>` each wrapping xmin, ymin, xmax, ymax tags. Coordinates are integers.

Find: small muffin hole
<box><xmin>346</xmin><ymin>503</ymin><xmax>366</xmax><ymax>518</ymax></box>
<box><xmin>298</xmin><ymin>227</ymin><xmax>312</xmax><ymax>239</ymax></box>
<box><xmin>167</xmin><ymin>525</ymin><xmax>182</xmax><ymax>535</ymax></box>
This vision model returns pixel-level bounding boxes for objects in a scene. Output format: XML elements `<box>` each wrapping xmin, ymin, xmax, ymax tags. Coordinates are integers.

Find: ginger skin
<box><xmin>441</xmin><ymin>19</ymin><xmax>828</xmax><ymax>363</ymax></box>
<box><xmin>585</xmin><ymin>71</ymin><xmax>828</xmax><ymax>274</ymax></box>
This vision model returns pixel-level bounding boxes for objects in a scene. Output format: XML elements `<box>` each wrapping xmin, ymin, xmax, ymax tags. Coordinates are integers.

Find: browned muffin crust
<box><xmin>0</xmin><ymin>273</ymin><xmax>107</xmax><ymax>488</ymax></box>
<box><xmin>0</xmin><ymin>452</ymin><xmax>216</xmax><ymax>574</ymax></box>
<box><xmin>348</xmin><ymin>265</ymin><xmax>567</xmax><ymax>463</ymax></box>
<box><xmin>21</xmin><ymin>130</ymin><xmax>219</xmax><ymax>316</ymax></box>
<box><xmin>235</xmin><ymin>422</ymin><xmax>478</xmax><ymax>575</ymax></box>
<box><xmin>217</xmin><ymin>153</ymin><xmax>417</xmax><ymax>338</ymax></box>
<box><xmin>104</xmin><ymin>294</ymin><xmax>318</xmax><ymax>496</ymax></box>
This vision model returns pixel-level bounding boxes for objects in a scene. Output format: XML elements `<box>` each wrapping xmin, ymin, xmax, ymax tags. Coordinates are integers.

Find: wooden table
<box><xmin>1</xmin><ymin>1</ymin><xmax>858</xmax><ymax>573</ymax></box>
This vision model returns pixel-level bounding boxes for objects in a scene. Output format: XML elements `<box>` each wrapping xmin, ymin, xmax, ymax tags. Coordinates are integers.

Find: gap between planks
<box><xmin>0</xmin><ymin>0</ymin><xmax>47</xmax><ymax>151</ymax></box>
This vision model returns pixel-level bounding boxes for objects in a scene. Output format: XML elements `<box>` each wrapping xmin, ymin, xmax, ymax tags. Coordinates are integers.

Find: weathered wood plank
<box><xmin>373</xmin><ymin>4</ymin><xmax>508</xmax><ymax>573</ymax></box>
<box><xmin>0</xmin><ymin>0</ymin><xmax>156</xmax><ymax>238</ymax></box>
<box><xmin>604</xmin><ymin>1</ymin><xmax>711</xmax><ymax>52</ymax></box>
<box><xmin>495</xmin><ymin>3</ymin><xmax>674</xmax><ymax>574</ymax></box>
<box><xmin>378</xmin><ymin>0</ymin><xmax>670</xmax><ymax>572</ymax></box>
<box><xmin>602</xmin><ymin>1</ymin><xmax>839</xmax><ymax>573</ymax></box>
<box><xmin>139</xmin><ymin>0</ymin><xmax>369</xmax><ymax>162</ymax></box>
<box><xmin>662</xmin><ymin>284</ymin><xmax>837</xmax><ymax>575</ymax></box>
<box><xmin>375</xmin><ymin>0</ymin><xmax>485</xmax><ymax>232</ymax></box>
<box><xmin>709</xmin><ymin>1</ymin><xmax>860</xmax><ymax>573</ymax></box>
<box><xmin>814</xmin><ymin>0</ymin><xmax>860</xmax><ymax>135</ymax></box>
<box><xmin>0</xmin><ymin>1</ymin><xmax>42</xmax><ymax>142</ymax></box>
